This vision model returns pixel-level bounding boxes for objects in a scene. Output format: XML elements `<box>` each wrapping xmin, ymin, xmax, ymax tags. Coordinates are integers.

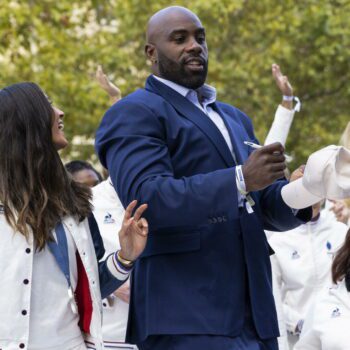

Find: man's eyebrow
<box><xmin>168</xmin><ymin>27</ymin><xmax>205</xmax><ymax>37</ymax></box>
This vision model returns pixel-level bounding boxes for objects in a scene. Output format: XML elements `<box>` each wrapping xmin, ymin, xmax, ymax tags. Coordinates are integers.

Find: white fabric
<box><xmin>0</xmin><ymin>212</ymin><xmax>129</xmax><ymax>350</ymax></box>
<box><xmin>264</xmin><ymin>104</ymin><xmax>295</xmax><ymax>147</ymax></box>
<box><xmin>282</xmin><ymin>145</ymin><xmax>350</xmax><ymax>209</ymax></box>
<box><xmin>28</xmin><ymin>226</ymin><xmax>83</xmax><ymax>349</ymax></box>
<box><xmin>295</xmin><ymin>280</ymin><xmax>350</xmax><ymax>350</ymax></box>
<box><xmin>268</xmin><ymin>209</ymin><xmax>348</xmax><ymax>346</ymax></box>
<box><xmin>92</xmin><ymin>179</ymin><xmax>138</xmax><ymax>349</ymax></box>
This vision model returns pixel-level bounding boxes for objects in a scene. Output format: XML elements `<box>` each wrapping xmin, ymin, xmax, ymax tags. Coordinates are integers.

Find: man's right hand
<box><xmin>242</xmin><ymin>142</ymin><xmax>286</xmax><ymax>192</ymax></box>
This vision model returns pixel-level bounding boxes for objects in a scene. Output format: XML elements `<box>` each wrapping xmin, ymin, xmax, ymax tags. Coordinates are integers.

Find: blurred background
<box><xmin>1</xmin><ymin>0</ymin><xmax>349</xmax><ymax>166</ymax></box>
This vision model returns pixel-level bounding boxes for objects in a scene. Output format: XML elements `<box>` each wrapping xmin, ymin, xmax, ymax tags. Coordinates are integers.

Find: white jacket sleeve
<box><xmin>294</xmin><ymin>301</ymin><xmax>321</xmax><ymax>350</ymax></box>
<box><xmin>270</xmin><ymin>255</ymin><xmax>289</xmax><ymax>350</ymax></box>
<box><xmin>283</xmin><ymin>303</ymin><xmax>303</xmax><ymax>334</ymax></box>
<box><xmin>270</xmin><ymin>249</ymin><xmax>303</xmax><ymax>334</ymax></box>
<box><xmin>264</xmin><ymin>105</ymin><xmax>295</xmax><ymax>147</ymax></box>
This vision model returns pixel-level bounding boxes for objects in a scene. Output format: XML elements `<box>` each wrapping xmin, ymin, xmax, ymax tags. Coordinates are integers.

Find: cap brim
<box><xmin>281</xmin><ymin>178</ymin><xmax>323</xmax><ymax>209</ymax></box>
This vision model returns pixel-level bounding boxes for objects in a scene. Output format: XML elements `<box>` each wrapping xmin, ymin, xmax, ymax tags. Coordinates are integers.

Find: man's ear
<box><xmin>145</xmin><ymin>43</ymin><xmax>157</xmax><ymax>63</ymax></box>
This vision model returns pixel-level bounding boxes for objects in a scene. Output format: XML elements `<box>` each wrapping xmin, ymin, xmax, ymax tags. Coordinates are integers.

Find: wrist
<box><xmin>116</xmin><ymin>250</ymin><xmax>134</xmax><ymax>268</ymax></box>
<box><xmin>281</xmin><ymin>100</ymin><xmax>293</xmax><ymax>110</ymax></box>
<box><xmin>236</xmin><ymin>165</ymin><xmax>248</xmax><ymax>195</ymax></box>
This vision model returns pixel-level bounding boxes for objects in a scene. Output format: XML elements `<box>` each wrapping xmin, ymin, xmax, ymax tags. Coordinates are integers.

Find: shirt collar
<box><xmin>153</xmin><ymin>75</ymin><xmax>217</xmax><ymax>106</ymax></box>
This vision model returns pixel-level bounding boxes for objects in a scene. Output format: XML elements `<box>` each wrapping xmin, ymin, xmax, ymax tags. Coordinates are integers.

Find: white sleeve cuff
<box><xmin>106</xmin><ymin>253</ymin><xmax>131</xmax><ymax>281</ymax></box>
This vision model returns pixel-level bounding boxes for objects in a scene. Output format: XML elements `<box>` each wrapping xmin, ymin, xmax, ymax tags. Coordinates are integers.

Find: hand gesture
<box><xmin>96</xmin><ymin>65</ymin><xmax>122</xmax><ymax>102</ymax></box>
<box><xmin>118</xmin><ymin>200</ymin><xmax>148</xmax><ymax>262</ymax></box>
<box><xmin>242</xmin><ymin>142</ymin><xmax>286</xmax><ymax>192</ymax></box>
<box><xmin>272</xmin><ymin>63</ymin><xmax>293</xmax><ymax>97</ymax></box>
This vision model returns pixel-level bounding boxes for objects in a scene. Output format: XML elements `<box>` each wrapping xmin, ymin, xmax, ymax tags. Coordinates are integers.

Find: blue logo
<box><xmin>104</xmin><ymin>213</ymin><xmax>115</xmax><ymax>224</ymax></box>
<box><xmin>291</xmin><ymin>250</ymin><xmax>300</xmax><ymax>260</ymax></box>
<box><xmin>331</xmin><ymin>307</ymin><xmax>341</xmax><ymax>318</ymax></box>
<box><xmin>326</xmin><ymin>241</ymin><xmax>332</xmax><ymax>250</ymax></box>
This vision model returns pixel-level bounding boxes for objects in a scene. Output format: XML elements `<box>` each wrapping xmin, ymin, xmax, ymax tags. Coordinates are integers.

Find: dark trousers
<box><xmin>138</xmin><ymin>313</ymin><xmax>278</xmax><ymax>350</ymax></box>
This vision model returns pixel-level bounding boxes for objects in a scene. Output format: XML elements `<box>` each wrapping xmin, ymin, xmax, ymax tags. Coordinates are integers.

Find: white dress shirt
<box><xmin>153</xmin><ymin>75</ymin><xmax>236</xmax><ymax>163</ymax></box>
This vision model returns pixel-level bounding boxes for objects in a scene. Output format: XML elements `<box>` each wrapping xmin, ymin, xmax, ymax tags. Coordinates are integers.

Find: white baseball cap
<box><xmin>281</xmin><ymin>145</ymin><xmax>350</xmax><ymax>209</ymax></box>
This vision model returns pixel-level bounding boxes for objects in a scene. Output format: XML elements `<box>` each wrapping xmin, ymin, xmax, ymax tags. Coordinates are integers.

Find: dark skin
<box><xmin>145</xmin><ymin>6</ymin><xmax>286</xmax><ymax>192</ymax></box>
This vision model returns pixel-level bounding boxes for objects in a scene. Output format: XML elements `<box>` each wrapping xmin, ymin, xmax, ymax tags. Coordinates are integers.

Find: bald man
<box><xmin>96</xmin><ymin>6</ymin><xmax>311</xmax><ymax>350</ymax></box>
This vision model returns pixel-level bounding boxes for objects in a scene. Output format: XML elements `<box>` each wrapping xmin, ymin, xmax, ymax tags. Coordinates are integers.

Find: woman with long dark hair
<box><xmin>0</xmin><ymin>82</ymin><xmax>148</xmax><ymax>350</ymax></box>
<box><xmin>294</xmin><ymin>228</ymin><xmax>350</xmax><ymax>349</ymax></box>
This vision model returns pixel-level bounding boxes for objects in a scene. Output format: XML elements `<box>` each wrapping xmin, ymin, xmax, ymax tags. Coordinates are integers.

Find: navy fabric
<box><xmin>48</xmin><ymin>222</ymin><xmax>72</xmax><ymax>288</ymax></box>
<box><xmin>95</xmin><ymin>75</ymin><xmax>312</xmax><ymax>344</ymax></box>
<box><xmin>87</xmin><ymin>213</ymin><xmax>125</xmax><ymax>298</ymax></box>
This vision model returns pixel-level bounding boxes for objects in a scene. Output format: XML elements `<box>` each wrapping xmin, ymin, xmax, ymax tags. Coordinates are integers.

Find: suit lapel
<box><xmin>213</xmin><ymin>103</ymin><xmax>248</xmax><ymax>165</ymax></box>
<box><xmin>146</xmin><ymin>75</ymin><xmax>235</xmax><ymax>167</ymax></box>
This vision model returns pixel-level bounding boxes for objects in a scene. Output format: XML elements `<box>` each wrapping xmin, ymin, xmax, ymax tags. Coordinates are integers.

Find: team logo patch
<box><xmin>326</xmin><ymin>241</ymin><xmax>334</xmax><ymax>258</ymax></box>
<box><xmin>291</xmin><ymin>250</ymin><xmax>300</xmax><ymax>260</ymax></box>
<box><xmin>331</xmin><ymin>307</ymin><xmax>341</xmax><ymax>318</ymax></box>
<box><xmin>104</xmin><ymin>212</ymin><xmax>115</xmax><ymax>224</ymax></box>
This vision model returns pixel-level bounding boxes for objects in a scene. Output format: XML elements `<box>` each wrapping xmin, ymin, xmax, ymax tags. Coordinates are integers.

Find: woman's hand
<box><xmin>118</xmin><ymin>200</ymin><xmax>148</xmax><ymax>263</ymax></box>
<box><xmin>272</xmin><ymin>63</ymin><xmax>293</xmax><ymax>96</ymax></box>
<box><xmin>272</xmin><ymin>63</ymin><xmax>294</xmax><ymax>110</ymax></box>
<box><xmin>96</xmin><ymin>65</ymin><xmax>122</xmax><ymax>103</ymax></box>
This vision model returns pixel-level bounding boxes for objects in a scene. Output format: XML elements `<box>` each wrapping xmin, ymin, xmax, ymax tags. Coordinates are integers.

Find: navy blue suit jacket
<box><xmin>95</xmin><ymin>75</ymin><xmax>311</xmax><ymax>344</ymax></box>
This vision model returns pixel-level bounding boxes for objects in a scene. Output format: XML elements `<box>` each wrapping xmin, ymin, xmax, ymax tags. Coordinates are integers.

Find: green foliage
<box><xmin>1</xmin><ymin>0</ymin><xmax>349</xmax><ymax>166</ymax></box>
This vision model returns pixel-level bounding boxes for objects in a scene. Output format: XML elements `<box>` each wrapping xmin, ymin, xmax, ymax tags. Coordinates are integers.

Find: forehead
<box><xmin>160</xmin><ymin>13</ymin><xmax>204</xmax><ymax>36</ymax></box>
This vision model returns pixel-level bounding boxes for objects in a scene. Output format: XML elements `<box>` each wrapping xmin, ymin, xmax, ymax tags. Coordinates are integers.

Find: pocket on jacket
<box><xmin>141</xmin><ymin>230</ymin><xmax>201</xmax><ymax>258</ymax></box>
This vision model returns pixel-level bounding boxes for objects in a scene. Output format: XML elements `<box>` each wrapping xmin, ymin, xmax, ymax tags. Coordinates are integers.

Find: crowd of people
<box><xmin>1</xmin><ymin>6</ymin><xmax>350</xmax><ymax>350</ymax></box>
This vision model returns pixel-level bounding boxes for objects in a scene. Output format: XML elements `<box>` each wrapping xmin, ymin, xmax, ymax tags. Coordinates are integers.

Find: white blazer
<box><xmin>0</xmin><ymin>210</ymin><xmax>128</xmax><ymax>350</ymax></box>
<box><xmin>295</xmin><ymin>280</ymin><xmax>350</xmax><ymax>350</ymax></box>
<box><xmin>268</xmin><ymin>210</ymin><xmax>348</xmax><ymax>334</ymax></box>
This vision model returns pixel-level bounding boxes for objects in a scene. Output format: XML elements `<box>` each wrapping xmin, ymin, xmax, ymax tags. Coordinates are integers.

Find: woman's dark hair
<box><xmin>65</xmin><ymin>160</ymin><xmax>103</xmax><ymax>182</ymax></box>
<box><xmin>332</xmin><ymin>228</ymin><xmax>350</xmax><ymax>289</ymax></box>
<box><xmin>0</xmin><ymin>82</ymin><xmax>92</xmax><ymax>250</ymax></box>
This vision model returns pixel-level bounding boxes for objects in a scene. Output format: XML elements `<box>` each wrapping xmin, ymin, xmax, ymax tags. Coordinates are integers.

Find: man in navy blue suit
<box><xmin>95</xmin><ymin>6</ymin><xmax>311</xmax><ymax>350</ymax></box>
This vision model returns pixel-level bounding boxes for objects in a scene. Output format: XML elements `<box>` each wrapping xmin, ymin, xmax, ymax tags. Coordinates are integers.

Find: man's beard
<box><xmin>157</xmin><ymin>50</ymin><xmax>208</xmax><ymax>89</ymax></box>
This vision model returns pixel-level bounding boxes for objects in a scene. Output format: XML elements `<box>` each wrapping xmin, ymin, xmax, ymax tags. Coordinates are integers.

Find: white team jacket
<box><xmin>295</xmin><ymin>280</ymin><xmax>350</xmax><ymax>350</ymax></box>
<box><xmin>0</xmin><ymin>211</ymin><xmax>128</xmax><ymax>350</ymax></box>
<box><xmin>92</xmin><ymin>179</ymin><xmax>138</xmax><ymax>349</ymax></box>
<box><xmin>269</xmin><ymin>209</ymin><xmax>348</xmax><ymax>335</ymax></box>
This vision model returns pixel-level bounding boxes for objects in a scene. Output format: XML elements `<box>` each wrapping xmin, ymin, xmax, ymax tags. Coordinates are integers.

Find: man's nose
<box><xmin>185</xmin><ymin>37</ymin><xmax>203</xmax><ymax>54</ymax></box>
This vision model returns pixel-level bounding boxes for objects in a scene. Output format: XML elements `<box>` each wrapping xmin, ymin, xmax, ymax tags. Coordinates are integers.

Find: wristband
<box><xmin>282</xmin><ymin>95</ymin><xmax>294</xmax><ymax>101</ymax></box>
<box><xmin>235</xmin><ymin>165</ymin><xmax>248</xmax><ymax>196</ymax></box>
<box><xmin>116</xmin><ymin>250</ymin><xmax>134</xmax><ymax>267</ymax></box>
<box><xmin>283</xmin><ymin>95</ymin><xmax>302</xmax><ymax>112</ymax></box>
